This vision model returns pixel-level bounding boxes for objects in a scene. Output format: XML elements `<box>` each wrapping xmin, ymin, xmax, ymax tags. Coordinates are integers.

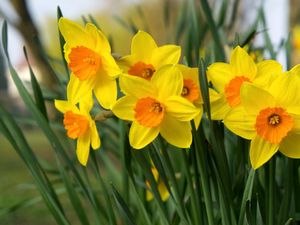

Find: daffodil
<box><xmin>207</xmin><ymin>46</ymin><xmax>282</xmax><ymax>120</ymax></box>
<box><xmin>58</xmin><ymin>18</ymin><xmax>121</xmax><ymax>109</ymax></box>
<box><xmin>146</xmin><ymin>167</ymin><xmax>169</xmax><ymax>202</ymax></box>
<box><xmin>223</xmin><ymin>72</ymin><xmax>300</xmax><ymax>169</ymax></box>
<box><xmin>55</xmin><ymin>93</ymin><xmax>100</xmax><ymax>166</ymax></box>
<box><xmin>118</xmin><ymin>31</ymin><xmax>181</xmax><ymax>80</ymax></box>
<box><xmin>177</xmin><ymin>64</ymin><xmax>203</xmax><ymax>128</ymax></box>
<box><xmin>112</xmin><ymin>65</ymin><xmax>199</xmax><ymax>149</ymax></box>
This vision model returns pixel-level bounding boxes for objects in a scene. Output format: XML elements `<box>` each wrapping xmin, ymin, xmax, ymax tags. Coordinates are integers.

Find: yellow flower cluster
<box><xmin>208</xmin><ymin>46</ymin><xmax>300</xmax><ymax>169</ymax></box>
<box><xmin>55</xmin><ymin>18</ymin><xmax>202</xmax><ymax>165</ymax></box>
<box><xmin>55</xmin><ymin>18</ymin><xmax>300</xmax><ymax>170</ymax></box>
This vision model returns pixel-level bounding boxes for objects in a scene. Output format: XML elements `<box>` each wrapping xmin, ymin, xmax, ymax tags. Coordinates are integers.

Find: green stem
<box><xmin>191</xmin><ymin>123</ymin><xmax>215</xmax><ymax>225</ymax></box>
<box><xmin>267</xmin><ymin>160</ymin><xmax>275</xmax><ymax>225</ymax></box>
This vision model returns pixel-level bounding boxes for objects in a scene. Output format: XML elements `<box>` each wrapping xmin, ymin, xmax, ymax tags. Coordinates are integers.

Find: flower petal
<box><xmin>165</xmin><ymin>96</ymin><xmax>199</xmax><ymax>121</ymax></box>
<box><xmin>94</xmin><ymin>72</ymin><xmax>117</xmax><ymax>109</ymax></box>
<box><xmin>230</xmin><ymin>46</ymin><xmax>257</xmax><ymax>79</ymax></box>
<box><xmin>280</xmin><ymin>133</ymin><xmax>300</xmax><ymax>158</ymax></box>
<box><xmin>77</xmin><ymin>131</ymin><xmax>91</xmax><ymax>166</ymax></box>
<box><xmin>112</xmin><ymin>96</ymin><xmax>137</xmax><ymax>121</ymax></box>
<box><xmin>101</xmin><ymin>51</ymin><xmax>122</xmax><ymax>78</ymax></box>
<box><xmin>120</xmin><ymin>74</ymin><xmax>157</xmax><ymax>98</ymax></box>
<box><xmin>193</xmin><ymin>107</ymin><xmax>203</xmax><ymax>129</ymax></box>
<box><xmin>129</xmin><ymin>121</ymin><xmax>159</xmax><ymax>149</ymax></box>
<box><xmin>207</xmin><ymin>62</ymin><xmax>233</xmax><ymax>93</ymax></box>
<box><xmin>269</xmin><ymin>72</ymin><xmax>300</xmax><ymax>108</ymax></box>
<box><xmin>67</xmin><ymin>74</ymin><xmax>95</xmax><ymax>104</ymax></box>
<box><xmin>240</xmin><ymin>83</ymin><xmax>276</xmax><ymax>115</ymax></box>
<box><xmin>151</xmin><ymin>65</ymin><xmax>183</xmax><ymax>100</ymax></box>
<box><xmin>90</xmin><ymin>122</ymin><xmax>101</xmax><ymax>150</ymax></box>
<box><xmin>210</xmin><ymin>94</ymin><xmax>230</xmax><ymax>120</ymax></box>
<box><xmin>131</xmin><ymin>31</ymin><xmax>157</xmax><ymax>61</ymax></box>
<box><xmin>223</xmin><ymin>106</ymin><xmax>256</xmax><ymax>139</ymax></box>
<box><xmin>54</xmin><ymin>100</ymin><xmax>79</xmax><ymax>114</ymax></box>
<box><xmin>160</xmin><ymin>116</ymin><xmax>192</xmax><ymax>148</ymax></box>
<box><xmin>254</xmin><ymin>60</ymin><xmax>282</xmax><ymax>87</ymax></box>
<box><xmin>151</xmin><ymin>45</ymin><xmax>181</xmax><ymax>68</ymax></box>
<box><xmin>250</xmin><ymin>135</ymin><xmax>279</xmax><ymax>169</ymax></box>
<box><xmin>85</xmin><ymin>23</ymin><xmax>111</xmax><ymax>53</ymax></box>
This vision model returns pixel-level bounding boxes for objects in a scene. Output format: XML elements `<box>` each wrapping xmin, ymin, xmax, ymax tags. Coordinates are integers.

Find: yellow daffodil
<box><xmin>54</xmin><ymin>93</ymin><xmax>100</xmax><ymax>166</ymax></box>
<box><xmin>146</xmin><ymin>167</ymin><xmax>169</xmax><ymax>202</ymax></box>
<box><xmin>58</xmin><ymin>18</ymin><xmax>121</xmax><ymax>109</ymax></box>
<box><xmin>112</xmin><ymin>65</ymin><xmax>199</xmax><ymax>149</ymax></box>
<box><xmin>223</xmin><ymin>73</ymin><xmax>300</xmax><ymax>169</ymax></box>
<box><xmin>177</xmin><ymin>64</ymin><xmax>203</xmax><ymax>128</ymax></box>
<box><xmin>207</xmin><ymin>46</ymin><xmax>282</xmax><ymax>120</ymax></box>
<box><xmin>118</xmin><ymin>30</ymin><xmax>181</xmax><ymax>80</ymax></box>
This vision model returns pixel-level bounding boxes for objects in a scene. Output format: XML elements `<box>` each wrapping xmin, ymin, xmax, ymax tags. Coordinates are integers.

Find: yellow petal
<box><xmin>207</xmin><ymin>62</ymin><xmax>233</xmax><ymax>93</ymax></box>
<box><xmin>254</xmin><ymin>60</ymin><xmax>282</xmax><ymax>87</ymax></box>
<box><xmin>146</xmin><ymin>189</ymin><xmax>154</xmax><ymax>201</ymax></box>
<box><xmin>54</xmin><ymin>100</ymin><xmax>79</xmax><ymax>114</ymax></box>
<box><xmin>112</xmin><ymin>96</ymin><xmax>137</xmax><ymax>121</ymax></box>
<box><xmin>151</xmin><ymin>45</ymin><xmax>181</xmax><ymax>68</ymax></box>
<box><xmin>94</xmin><ymin>72</ymin><xmax>117</xmax><ymax>110</ymax></box>
<box><xmin>129</xmin><ymin>121</ymin><xmax>159</xmax><ymax>149</ymax></box>
<box><xmin>90</xmin><ymin>122</ymin><xmax>101</xmax><ymax>150</ymax></box>
<box><xmin>151</xmin><ymin>65</ymin><xmax>183</xmax><ymax>100</ymax></box>
<box><xmin>131</xmin><ymin>31</ymin><xmax>157</xmax><ymax>62</ymax></box>
<box><xmin>120</xmin><ymin>74</ymin><xmax>157</xmax><ymax>98</ymax></box>
<box><xmin>85</xmin><ymin>23</ymin><xmax>111</xmax><ymax>53</ymax></box>
<box><xmin>193</xmin><ymin>107</ymin><xmax>203</xmax><ymax>129</ymax></box>
<box><xmin>77</xmin><ymin>131</ymin><xmax>91</xmax><ymax>166</ymax></box>
<box><xmin>230</xmin><ymin>46</ymin><xmax>257</xmax><ymax>79</ymax></box>
<box><xmin>79</xmin><ymin>92</ymin><xmax>94</xmax><ymax>114</ymax></box>
<box><xmin>101</xmin><ymin>51</ymin><xmax>122</xmax><ymax>78</ymax></box>
<box><xmin>158</xmin><ymin>181</ymin><xmax>170</xmax><ymax>201</ymax></box>
<box><xmin>223</xmin><ymin>107</ymin><xmax>256</xmax><ymax>139</ymax></box>
<box><xmin>240</xmin><ymin>83</ymin><xmax>275</xmax><ymax>115</ymax></box>
<box><xmin>280</xmin><ymin>133</ymin><xmax>300</xmax><ymax>158</ymax></box>
<box><xmin>210</xmin><ymin>94</ymin><xmax>230</xmax><ymax>120</ymax></box>
<box><xmin>250</xmin><ymin>135</ymin><xmax>279</xmax><ymax>169</ymax></box>
<box><xmin>67</xmin><ymin>74</ymin><xmax>95</xmax><ymax>104</ymax></box>
<box><xmin>118</xmin><ymin>55</ymin><xmax>136</xmax><ymax>73</ymax></box>
<box><xmin>177</xmin><ymin>65</ymin><xmax>199</xmax><ymax>86</ymax></box>
<box><xmin>160</xmin><ymin>116</ymin><xmax>192</xmax><ymax>148</ymax></box>
<box><xmin>165</xmin><ymin>96</ymin><xmax>199</xmax><ymax>121</ymax></box>
<box><xmin>269</xmin><ymin>72</ymin><xmax>300</xmax><ymax>108</ymax></box>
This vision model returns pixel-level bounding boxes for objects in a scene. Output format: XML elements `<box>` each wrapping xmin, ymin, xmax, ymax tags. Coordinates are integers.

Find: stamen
<box><xmin>268</xmin><ymin>114</ymin><xmax>280</xmax><ymax>125</ymax></box>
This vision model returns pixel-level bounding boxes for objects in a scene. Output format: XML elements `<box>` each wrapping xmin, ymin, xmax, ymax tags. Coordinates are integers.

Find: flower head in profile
<box><xmin>55</xmin><ymin>93</ymin><xmax>100</xmax><ymax>166</ymax></box>
<box><xmin>59</xmin><ymin>18</ymin><xmax>121</xmax><ymax>109</ymax></box>
<box><xmin>177</xmin><ymin>64</ymin><xmax>203</xmax><ymax>128</ymax></box>
<box><xmin>112</xmin><ymin>65</ymin><xmax>199</xmax><ymax>149</ymax></box>
<box><xmin>118</xmin><ymin>31</ymin><xmax>181</xmax><ymax>80</ymax></box>
<box><xmin>223</xmin><ymin>72</ymin><xmax>300</xmax><ymax>169</ymax></box>
<box><xmin>146</xmin><ymin>167</ymin><xmax>169</xmax><ymax>202</ymax></box>
<box><xmin>207</xmin><ymin>46</ymin><xmax>282</xmax><ymax>120</ymax></box>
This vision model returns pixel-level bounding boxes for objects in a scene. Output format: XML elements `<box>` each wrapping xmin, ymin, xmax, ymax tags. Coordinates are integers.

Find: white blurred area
<box><xmin>0</xmin><ymin>0</ymin><xmax>142</xmax><ymax>97</ymax></box>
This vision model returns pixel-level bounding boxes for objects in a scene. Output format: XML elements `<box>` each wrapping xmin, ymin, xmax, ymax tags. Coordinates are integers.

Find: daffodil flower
<box><xmin>118</xmin><ymin>31</ymin><xmax>181</xmax><ymax>80</ymax></box>
<box><xmin>223</xmin><ymin>73</ymin><xmax>300</xmax><ymax>169</ymax></box>
<box><xmin>146</xmin><ymin>167</ymin><xmax>169</xmax><ymax>202</ymax></box>
<box><xmin>59</xmin><ymin>18</ymin><xmax>121</xmax><ymax>109</ymax></box>
<box><xmin>55</xmin><ymin>94</ymin><xmax>100</xmax><ymax>166</ymax></box>
<box><xmin>112</xmin><ymin>65</ymin><xmax>199</xmax><ymax>149</ymax></box>
<box><xmin>207</xmin><ymin>46</ymin><xmax>282</xmax><ymax>120</ymax></box>
<box><xmin>177</xmin><ymin>64</ymin><xmax>203</xmax><ymax>128</ymax></box>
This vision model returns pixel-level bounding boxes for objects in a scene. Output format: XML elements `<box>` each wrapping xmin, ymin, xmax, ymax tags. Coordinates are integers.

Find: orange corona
<box><xmin>181</xmin><ymin>79</ymin><xmax>200</xmax><ymax>102</ymax></box>
<box><xmin>128</xmin><ymin>61</ymin><xmax>156</xmax><ymax>80</ymax></box>
<box><xmin>63</xmin><ymin>111</ymin><xmax>89</xmax><ymax>139</ymax></box>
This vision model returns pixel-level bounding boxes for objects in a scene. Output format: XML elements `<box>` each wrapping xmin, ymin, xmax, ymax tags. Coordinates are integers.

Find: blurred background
<box><xmin>0</xmin><ymin>0</ymin><xmax>299</xmax><ymax>224</ymax></box>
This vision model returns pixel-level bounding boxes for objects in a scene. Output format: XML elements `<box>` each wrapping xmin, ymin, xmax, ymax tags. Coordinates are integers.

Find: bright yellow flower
<box><xmin>55</xmin><ymin>93</ymin><xmax>100</xmax><ymax>166</ymax></box>
<box><xmin>118</xmin><ymin>31</ymin><xmax>181</xmax><ymax>80</ymax></box>
<box><xmin>112</xmin><ymin>65</ymin><xmax>199</xmax><ymax>149</ymax></box>
<box><xmin>223</xmin><ymin>72</ymin><xmax>300</xmax><ymax>169</ymax></box>
<box><xmin>177</xmin><ymin>64</ymin><xmax>203</xmax><ymax>128</ymax></box>
<box><xmin>207</xmin><ymin>46</ymin><xmax>282</xmax><ymax>120</ymax></box>
<box><xmin>58</xmin><ymin>18</ymin><xmax>121</xmax><ymax>109</ymax></box>
<box><xmin>146</xmin><ymin>167</ymin><xmax>169</xmax><ymax>202</ymax></box>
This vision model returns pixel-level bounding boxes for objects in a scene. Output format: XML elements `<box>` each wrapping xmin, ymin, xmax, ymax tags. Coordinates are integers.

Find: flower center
<box><xmin>181</xmin><ymin>79</ymin><xmax>200</xmax><ymax>102</ymax></box>
<box><xmin>224</xmin><ymin>76</ymin><xmax>251</xmax><ymax>107</ymax></box>
<box><xmin>134</xmin><ymin>97</ymin><xmax>164</xmax><ymax>127</ymax></box>
<box><xmin>63</xmin><ymin>111</ymin><xmax>89</xmax><ymax>139</ymax></box>
<box><xmin>68</xmin><ymin>46</ymin><xmax>101</xmax><ymax>80</ymax></box>
<box><xmin>255</xmin><ymin>107</ymin><xmax>293</xmax><ymax>144</ymax></box>
<box><xmin>128</xmin><ymin>61</ymin><xmax>156</xmax><ymax>80</ymax></box>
